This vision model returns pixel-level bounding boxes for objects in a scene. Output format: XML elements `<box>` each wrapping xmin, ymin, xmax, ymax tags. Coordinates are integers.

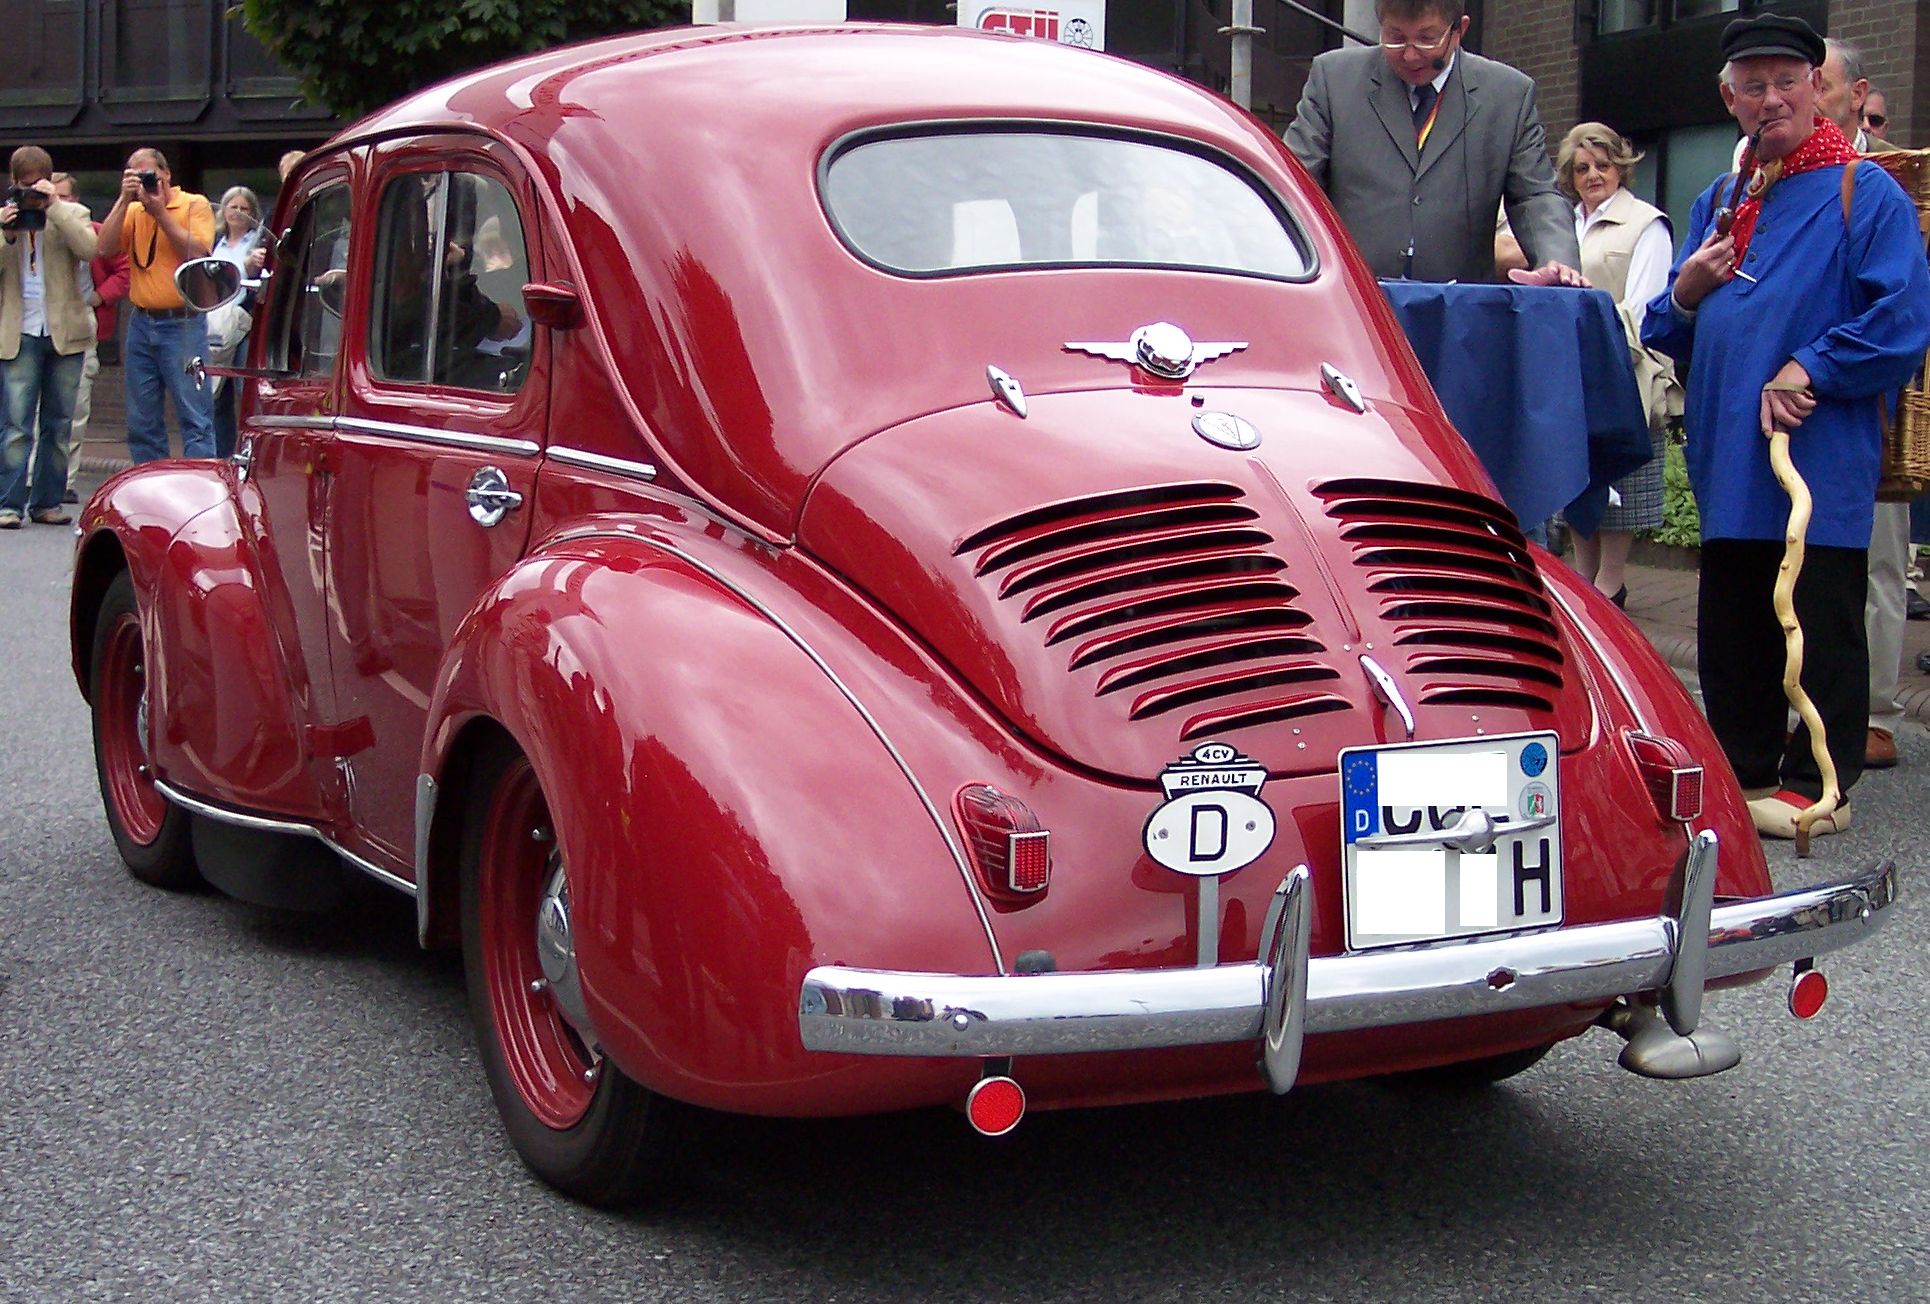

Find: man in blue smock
<box><xmin>1642</xmin><ymin>13</ymin><xmax>1930</xmax><ymax>841</ymax></box>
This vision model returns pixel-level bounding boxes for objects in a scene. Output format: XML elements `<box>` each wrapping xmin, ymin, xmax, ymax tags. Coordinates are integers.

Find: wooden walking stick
<box><xmin>1761</xmin><ymin>384</ymin><xmax>1842</xmax><ymax>857</ymax></box>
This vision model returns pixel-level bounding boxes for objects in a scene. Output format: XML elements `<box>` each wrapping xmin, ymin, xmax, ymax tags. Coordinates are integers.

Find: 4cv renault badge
<box><xmin>1143</xmin><ymin>743</ymin><xmax>1277</xmax><ymax>876</ymax></box>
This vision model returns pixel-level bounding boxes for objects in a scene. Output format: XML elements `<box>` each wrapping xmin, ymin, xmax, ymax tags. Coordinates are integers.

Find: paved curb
<box><xmin>1635</xmin><ymin>622</ymin><xmax>1930</xmax><ymax>730</ymax></box>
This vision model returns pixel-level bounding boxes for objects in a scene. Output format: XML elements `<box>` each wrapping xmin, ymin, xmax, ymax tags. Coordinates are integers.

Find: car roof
<box><xmin>343</xmin><ymin>24</ymin><xmax>1258</xmax><ymax>148</ymax></box>
<box><xmin>317</xmin><ymin>26</ymin><xmax>1371</xmax><ymax>539</ymax></box>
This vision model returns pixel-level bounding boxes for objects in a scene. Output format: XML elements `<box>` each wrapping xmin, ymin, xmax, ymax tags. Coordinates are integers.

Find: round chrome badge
<box><xmin>1133</xmin><ymin>322</ymin><xmax>1197</xmax><ymax>379</ymax></box>
<box><xmin>1192</xmin><ymin>411</ymin><xmax>1261</xmax><ymax>450</ymax></box>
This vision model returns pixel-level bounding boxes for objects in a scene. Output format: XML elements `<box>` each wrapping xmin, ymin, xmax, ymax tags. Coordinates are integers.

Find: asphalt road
<box><xmin>4</xmin><ymin>488</ymin><xmax>1928</xmax><ymax>1302</ymax></box>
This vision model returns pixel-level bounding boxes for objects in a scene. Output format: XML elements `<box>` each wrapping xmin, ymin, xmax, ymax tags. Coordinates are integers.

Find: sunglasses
<box><xmin>1865</xmin><ymin>113</ymin><xmax>1888</xmax><ymax>128</ymax></box>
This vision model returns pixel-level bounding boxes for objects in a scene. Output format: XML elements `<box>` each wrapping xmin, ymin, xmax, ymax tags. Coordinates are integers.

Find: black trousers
<box><xmin>1697</xmin><ymin>539</ymin><xmax>1868</xmax><ymax>802</ymax></box>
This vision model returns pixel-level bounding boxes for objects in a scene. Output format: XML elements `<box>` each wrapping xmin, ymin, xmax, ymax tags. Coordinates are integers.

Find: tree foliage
<box><xmin>242</xmin><ymin>0</ymin><xmax>680</xmax><ymax>120</ymax></box>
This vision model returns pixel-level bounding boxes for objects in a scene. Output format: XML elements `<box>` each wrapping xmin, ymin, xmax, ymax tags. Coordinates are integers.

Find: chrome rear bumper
<box><xmin>797</xmin><ymin>832</ymin><xmax>1896</xmax><ymax>1091</ymax></box>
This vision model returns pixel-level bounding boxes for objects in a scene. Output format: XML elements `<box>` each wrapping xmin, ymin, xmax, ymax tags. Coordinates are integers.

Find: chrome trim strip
<box><xmin>559</xmin><ymin>530</ymin><xmax>1006</xmax><ymax>974</ymax></box>
<box><xmin>797</xmin><ymin>861</ymin><xmax>1895</xmax><ymax>1057</ymax></box>
<box><xmin>334</xmin><ymin>417</ymin><xmax>541</xmax><ymax>459</ymax></box>
<box><xmin>251</xmin><ymin>415</ymin><xmax>337</xmax><ymax>431</ymax></box>
<box><xmin>1545</xmin><ymin>580</ymin><xmax>1653</xmax><ymax>734</ymax></box>
<box><xmin>547</xmin><ymin>445</ymin><xmax>659</xmax><ymax>481</ymax></box>
<box><xmin>155</xmin><ymin>779</ymin><xmax>418</xmax><ymax>898</ymax></box>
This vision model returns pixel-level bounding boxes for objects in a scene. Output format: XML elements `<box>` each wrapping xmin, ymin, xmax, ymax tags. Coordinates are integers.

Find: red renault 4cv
<box><xmin>72</xmin><ymin>24</ymin><xmax>1894</xmax><ymax>1207</ymax></box>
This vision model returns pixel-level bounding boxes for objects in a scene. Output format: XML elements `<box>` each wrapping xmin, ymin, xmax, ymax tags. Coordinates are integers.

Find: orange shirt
<box><xmin>125</xmin><ymin>189</ymin><xmax>215</xmax><ymax>309</ymax></box>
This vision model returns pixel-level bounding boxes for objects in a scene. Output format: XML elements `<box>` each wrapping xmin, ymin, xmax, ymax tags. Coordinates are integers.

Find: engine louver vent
<box><xmin>958</xmin><ymin>483</ymin><xmax>1340</xmax><ymax>739</ymax></box>
<box><xmin>1315</xmin><ymin>477</ymin><xmax>1565</xmax><ymax>712</ymax></box>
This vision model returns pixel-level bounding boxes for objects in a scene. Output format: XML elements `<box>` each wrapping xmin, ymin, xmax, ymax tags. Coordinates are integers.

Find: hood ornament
<box><xmin>1065</xmin><ymin>322</ymin><xmax>1247</xmax><ymax>380</ymax></box>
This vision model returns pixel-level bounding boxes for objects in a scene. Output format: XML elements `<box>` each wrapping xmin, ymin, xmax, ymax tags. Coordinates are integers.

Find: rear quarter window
<box><xmin>822</xmin><ymin>129</ymin><xmax>1313</xmax><ymax>280</ymax></box>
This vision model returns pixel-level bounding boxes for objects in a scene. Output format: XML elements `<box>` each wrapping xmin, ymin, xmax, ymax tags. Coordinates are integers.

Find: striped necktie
<box><xmin>1412</xmin><ymin>82</ymin><xmax>1439</xmax><ymax>142</ymax></box>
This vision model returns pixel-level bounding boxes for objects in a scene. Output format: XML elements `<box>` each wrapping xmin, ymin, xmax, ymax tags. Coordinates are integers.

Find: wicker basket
<box><xmin>1869</xmin><ymin>149</ymin><xmax>1930</xmax><ymax>502</ymax></box>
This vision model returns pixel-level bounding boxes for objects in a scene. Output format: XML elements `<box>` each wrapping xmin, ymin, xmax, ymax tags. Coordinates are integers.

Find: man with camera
<box><xmin>0</xmin><ymin>145</ymin><xmax>99</xmax><ymax>529</ymax></box>
<box><xmin>53</xmin><ymin>172</ymin><xmax>129</xmax><ymax>502</ymax></box>
<box><xmin>96</xmin><ymin>147</ymin><xmax>214</xmax><ymax>463</ymax></box>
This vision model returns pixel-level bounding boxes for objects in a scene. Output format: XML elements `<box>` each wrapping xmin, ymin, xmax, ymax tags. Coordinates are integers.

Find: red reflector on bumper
<box><xmin>1789</xmin><ymin>967</ymin><xmax>1828</xmax><ymax>1020</ymax></box>
<box><xmin>966</xmin><ymin>1075</ymin><xmax>1025</xmax><ymax>1136</ymax></box>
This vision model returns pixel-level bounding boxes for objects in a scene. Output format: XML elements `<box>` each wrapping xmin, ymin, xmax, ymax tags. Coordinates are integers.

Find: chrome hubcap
<box><xmin>534</xmin><ymin>851</ymin><xmax>596</xmax><ymax>1049</ymax></box>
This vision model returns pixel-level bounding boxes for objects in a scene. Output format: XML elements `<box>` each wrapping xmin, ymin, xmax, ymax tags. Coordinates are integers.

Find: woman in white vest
<box><xmin>1559</xmin><ymin>122</ymin><xmax>1681</xmax><ymax>607</ymax></box>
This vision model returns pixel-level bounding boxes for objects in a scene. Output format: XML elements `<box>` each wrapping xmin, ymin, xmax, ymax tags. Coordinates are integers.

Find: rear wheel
<box><xmin>90</xmin><ymin>571</ymin><xmax>198</xmax><ymax>889</ymax></box>
<box><xmin>460</xmin><ymin>738</ymin><xmax>680</xmax><ymax>1207</ymax></box>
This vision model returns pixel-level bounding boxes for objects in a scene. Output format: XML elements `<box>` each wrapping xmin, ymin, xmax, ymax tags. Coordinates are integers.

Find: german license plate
<box><xmin>1339</xmin><ymin>732</ymin><xmax>1562</xmax><ymax>950</ymax></box>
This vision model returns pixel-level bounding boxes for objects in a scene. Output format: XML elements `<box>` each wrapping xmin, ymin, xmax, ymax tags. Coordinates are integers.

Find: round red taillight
<box><xmin>965</xmin><ymin>1075</ymin><xmax>1026</xmax><ymax>1137</ymax></box>
<box><xmin>1788</xmin><ymin>968</ymin><xmax>1828</xmax><ymax>1020</ymax></box>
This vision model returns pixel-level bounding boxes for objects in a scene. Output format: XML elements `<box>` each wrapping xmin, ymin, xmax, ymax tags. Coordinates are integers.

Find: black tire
<box><xmin>89</xmin><ymin>570</ymin><xmax>200</xmax><ymax>889</ymax></box>
<box><xmin>1396</xmin><ymin>1041</ymin><xmax>1556</xmax><ymax>1088</ymax></box>
<box><xmin>459</xmin><ymin>737</ymin><xmax>681</xmax><ymax>1207</ymax></box>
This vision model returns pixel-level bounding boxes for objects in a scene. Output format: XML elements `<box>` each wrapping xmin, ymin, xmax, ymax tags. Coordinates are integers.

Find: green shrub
<box><xmin>1642</xmin><ymin>435</ymin><xmax>1701</xmax><ymax>549</ymax></box>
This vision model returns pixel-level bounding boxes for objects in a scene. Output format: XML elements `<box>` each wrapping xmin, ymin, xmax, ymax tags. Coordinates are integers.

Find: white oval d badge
<box><xmin>1143</xmin><ymin>790</ymin><xmax>1277</xmax><ymax>876</ymax></box>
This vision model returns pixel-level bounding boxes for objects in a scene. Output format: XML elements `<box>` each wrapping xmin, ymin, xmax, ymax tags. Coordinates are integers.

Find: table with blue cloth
<box><xmin>1380</xmin><ymin>280</ymin><xmax>1654</xmax><ymax>538</ymax></box>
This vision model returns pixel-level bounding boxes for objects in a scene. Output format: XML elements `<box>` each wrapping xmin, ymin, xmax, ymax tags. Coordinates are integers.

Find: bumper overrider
<box><xmin>798</xmin><ymin>832</ymin><xmax>1897</xmax><ymax>1090</ymax></box>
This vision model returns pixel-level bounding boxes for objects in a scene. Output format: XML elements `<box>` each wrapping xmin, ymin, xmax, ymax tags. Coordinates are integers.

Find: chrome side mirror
<box><xmin>175</xmin><ymin>257</ymin><xmax>244</xmax><ymax>313</ymax></box>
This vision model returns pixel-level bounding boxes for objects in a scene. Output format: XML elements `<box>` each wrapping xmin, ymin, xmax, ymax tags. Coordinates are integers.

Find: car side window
<box><xmin>264</xmin><ymin>183</ymin><xmax>352</xmax><ymax>379</ymax></box>
<box><xmin>367</xmin><ymin>169</ymin><xmax>531</xmax><ymax>394</ymax></box>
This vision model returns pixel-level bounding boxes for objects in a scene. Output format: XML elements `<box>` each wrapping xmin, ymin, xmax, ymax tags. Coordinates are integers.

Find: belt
<box><xmin>134</xmin><ymin>305</ymin><xmax>193</xmax><ymax>320</ymax></box>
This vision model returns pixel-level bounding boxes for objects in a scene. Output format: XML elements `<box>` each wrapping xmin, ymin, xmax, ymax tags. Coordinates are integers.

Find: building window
<box><xmin>1658</xmin><ymin>122</ymin><xmax>1739</xmax><ymax>239</ymax></box>
<box><xmin>104</xmin><ymin>0</ymin><xmax>212</xmax><ymax>99</ymax></box>
<box><xmin>0</xmin><ymin>0</ymin><xmax>85</xmax><ymax>106</ymax></box>
<box><xmin>1596</xmin><ymin>0</ymin><xmax>1654</xmax><ymax>36</ymax></box>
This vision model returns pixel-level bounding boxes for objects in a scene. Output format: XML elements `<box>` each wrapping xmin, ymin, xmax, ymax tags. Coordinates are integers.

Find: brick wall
<box><xmin>1482</xmin><ymin>1</ymin><xmax>1923</xmax><ymax>151</ymax></box>
<box><xmin>1482</xmin><ymin>3</ymin><xmax>1580</xmax><ymax>145</ymax></box>
<box><xmin>1831</xmin><ymin>0</ymin><xmax>1919</xmax><ymax>146</ymax></box>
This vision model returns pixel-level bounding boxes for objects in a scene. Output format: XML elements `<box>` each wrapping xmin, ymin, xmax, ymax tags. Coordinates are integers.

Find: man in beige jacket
<box><xmin>0</xmin><ymin>145</ymin><xmax>98</xmax><ymax>528</ymax></box>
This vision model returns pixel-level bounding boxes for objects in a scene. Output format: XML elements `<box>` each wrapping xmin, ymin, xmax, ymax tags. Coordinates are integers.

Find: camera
<box><xmin>138</xmin><ymin>170</ymin><xmax>159</xmax><ymax>194</ymax></box>
<box><xmin>1</xmin><ymin>184</ymin><xmax>46</xmax><ymax>232</ymax></box>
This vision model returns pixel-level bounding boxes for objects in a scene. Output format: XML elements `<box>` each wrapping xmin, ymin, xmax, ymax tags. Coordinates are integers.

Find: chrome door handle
<box><xmin>232</xmin><ymin>436</ymin><xmax>255</xmax><ymax>484</ymax></box>
<box><xmin>466</xmin><ymin>465</ymin><xmax>523</xmax><ymax>528</ymax></box>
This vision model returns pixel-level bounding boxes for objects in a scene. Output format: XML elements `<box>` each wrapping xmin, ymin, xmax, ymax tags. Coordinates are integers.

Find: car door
<box><xmin>322</xmin><ymin>143</ymin><xmax>547</xmax><ymax>868</ymax></box>
<box><xmin>235</xmin><ymin>170</ymin><xmax>356</xmax><ymax>819</ymax></box>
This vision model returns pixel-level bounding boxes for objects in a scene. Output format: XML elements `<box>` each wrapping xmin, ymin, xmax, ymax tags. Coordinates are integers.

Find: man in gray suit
<box><xmin>1285</xmin><ymin>0</ymin><xmax>1582</xmax><ymax>284</ymax></box>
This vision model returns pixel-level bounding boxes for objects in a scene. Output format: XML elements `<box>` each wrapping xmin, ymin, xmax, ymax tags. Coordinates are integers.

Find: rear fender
<box><xmin>1541</xmin><ymin>559</ymin><xmax>1770</xmax><ymax>899</ymax></box>
<box><xmin>418</xmin><ymin>532</ymin><xmax>999</xmax><ymax>1113</ymax></box>
<box><xmin>71</xmin><ymin>466</ymin><xmax>327</xmax><ymax>820</ymax></box>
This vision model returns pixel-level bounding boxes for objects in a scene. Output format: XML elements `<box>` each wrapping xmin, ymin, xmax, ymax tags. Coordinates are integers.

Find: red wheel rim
<box><xmin>98</xmin><ymin>612</ymin><xmax>167</xmax><ymax>844</ymax></box>
<box><xmin>480</xmin><ymin>758</ymin><xmax>596</xmax><ymax>1130</ymax></box>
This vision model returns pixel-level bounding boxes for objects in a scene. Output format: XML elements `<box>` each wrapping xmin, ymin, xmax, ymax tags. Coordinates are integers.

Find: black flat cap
<box><xmin>1719</xmin><ymin>13</ymin><xmax>1825</xmax><ymax>66</ymax></box>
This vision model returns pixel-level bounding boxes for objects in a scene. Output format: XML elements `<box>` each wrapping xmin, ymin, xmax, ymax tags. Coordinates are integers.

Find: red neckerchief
<box><xmin>1729</xmin><ymin>118</ymin><xmax>1859</xmax><ymax>264</ymax></box>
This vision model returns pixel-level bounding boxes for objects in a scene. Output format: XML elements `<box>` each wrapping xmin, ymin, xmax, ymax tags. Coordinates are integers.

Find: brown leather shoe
<box><xmin>28</xmin><ymin>508</ymin><xmax>71</xmax><ymax>526</ymax></box>
<box><xmin>1866</xmin><ymin>727</ymin><xmax>1899</xmax><ymax>769</ymax></box>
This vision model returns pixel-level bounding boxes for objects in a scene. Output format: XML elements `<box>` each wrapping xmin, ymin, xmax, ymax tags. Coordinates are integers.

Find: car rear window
<box><xmin>823</xmin><ymin>130</ymin><xmax>1312</xmax><ymax>279</ymax></box>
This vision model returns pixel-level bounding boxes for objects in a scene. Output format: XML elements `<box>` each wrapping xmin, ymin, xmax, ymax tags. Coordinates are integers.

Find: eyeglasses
<box><xmin>1730</xmin><ymin>75</ymin><xmax>1806</xmax><ymax>101</ymax></box>
<box><xmin>1379</xmin><ymin>31</ymin><xmax>1454</xmax><ymax>54</ymax></box>
<box><xmin>1865</xmin><ymin>113</ymin><xmax>1888</xmax><ymax>128</ymax></box>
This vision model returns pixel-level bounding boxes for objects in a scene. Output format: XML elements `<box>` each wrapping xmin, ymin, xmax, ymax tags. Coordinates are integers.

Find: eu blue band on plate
<box><xmin>1342</xmin><ymin>752</ymin><xmax>1379</xmax><ymax>844</ymax></box>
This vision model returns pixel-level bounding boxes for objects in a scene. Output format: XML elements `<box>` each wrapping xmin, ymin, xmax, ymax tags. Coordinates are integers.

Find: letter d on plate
<box><xmin>1143</xmin><ymin>791</ymin><xmax>1277</xmax><ymax>876</ymax></box>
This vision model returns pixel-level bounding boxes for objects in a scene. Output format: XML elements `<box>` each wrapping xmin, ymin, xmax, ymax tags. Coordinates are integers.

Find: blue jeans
<box><xmin>1</xmin><ymin>334</ymin><xmax>85</xmax><ymax>514</ymax></box>
<box><xmin>124</xmin><ymin>311</ymin><xmax>214</xmax><ymax>463</ymax></box>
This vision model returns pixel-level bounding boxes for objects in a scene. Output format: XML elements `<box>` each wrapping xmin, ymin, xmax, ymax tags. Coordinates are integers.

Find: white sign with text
<box><xmin>958</xmin><ymin>3</ymin><xmax>1106</xmax><ymax>50</ymax></box>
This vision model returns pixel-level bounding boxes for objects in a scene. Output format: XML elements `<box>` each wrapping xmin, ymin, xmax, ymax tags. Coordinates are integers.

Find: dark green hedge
<box><xmin>241</xmin><ymin>0</ymin><xmax>679</xmax><ymax>120</ymax></box>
